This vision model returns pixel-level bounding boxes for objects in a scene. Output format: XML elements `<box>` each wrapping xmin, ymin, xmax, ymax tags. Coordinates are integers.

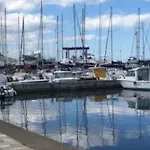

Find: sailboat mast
<box><xmin>56</xmin><ymin>16</ymin><xmax>59</xmax><ymax>61</ymax></box>
<box><xmin>82</xmin><ymin>8</ymin><xmax>84</xmax><ymax>57</ymax></box>
<box><xmin>110</xmin><ymin>7</ymin><xmax>113</xmax><ymax>62</ymax></box>
<box><xmin>73</xmin><ymin>4</ymin><xmax>77</xmax><ymax>57</ymax></box>
<box><xmin>18</xmin><ymin>16</ymin><xmax>21</xmax><ymax>65</ymax></box>
<box><xmin>61</xmin><ymin>14</ymin><xmax>63</xmax><ymax>59</ymax></box>
<box><xmin>40</xmin><ymin>1</ymin><xmax>44</xmax><ymax>69</ymax></box>
<box><xmin>4</xmin><ymin>8</ymin><xmax>7</xmax><ymax>64</ymax></box>
<box><xmin>0</xmin><ymin>17</ymin><xmax>3</xmax><ymax>55</ymax></box>
<box><xmin>104</xmin><ymin>17</ymin><xmax>110</xmax><ymax>63</ymax></box>
<box><xmin>82</xmin><ymin>5</ymin><xmax>86</xmax><ymax>62</ymax></box>
<box><xmin>99</xmin><ymin>4</ymin><xmax>102</xmax><ymax>61</ymax></box>
<box><xmin>22</xmin><ymin>17</ymin><xmax>25</xmax><ymax>58</ymax></box>
<box><xmin>20</xmin><ymin>17</ymin><xmax>25</xmax><ymax>63</ymax></box>
<box><xmin>142</xmin><ymin>22</ymin><xmax>145</xmax><ymax>60</ymax></box>
<box><xmin>136</xmin><ymin>8</ymin><xmax>140</xmax><ymax>60</ymax></box>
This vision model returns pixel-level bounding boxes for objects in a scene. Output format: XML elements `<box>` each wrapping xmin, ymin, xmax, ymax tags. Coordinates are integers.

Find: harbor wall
<box><xmin>0</xmin><ymin>120</ymin><xmax>74</xmax><ymax>150</ymax></box>
<box><xmin>9</xmin><ymin>79</ymin><xmax>121</xmax><ymax>93</ymax></box>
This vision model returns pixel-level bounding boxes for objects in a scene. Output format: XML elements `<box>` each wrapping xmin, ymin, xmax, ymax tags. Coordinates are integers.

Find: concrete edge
<box><xmin>0</xmin><ymin>120</ymin><xmax>74</xmax><ymax>150</ymax></box>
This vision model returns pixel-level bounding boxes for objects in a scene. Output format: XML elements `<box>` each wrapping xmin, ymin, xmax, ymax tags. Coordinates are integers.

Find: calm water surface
<box><xmin>0</xmin><ymin>89</ymin><xmax>150</xmax><ymax>150</ymax></box>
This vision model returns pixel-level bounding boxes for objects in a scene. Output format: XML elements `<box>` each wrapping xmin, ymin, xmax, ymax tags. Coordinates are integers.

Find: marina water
<box><xmin>0</xmin><ymin>89</ymin><xmax>150</xmax><ymax>150</ymax></box>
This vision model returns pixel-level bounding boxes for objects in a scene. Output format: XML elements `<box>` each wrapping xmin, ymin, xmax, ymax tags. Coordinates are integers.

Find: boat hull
<box><xmin>120</xmin><ymin>80</ymin><xmax>150</xmax><ymax>90</ymax></box>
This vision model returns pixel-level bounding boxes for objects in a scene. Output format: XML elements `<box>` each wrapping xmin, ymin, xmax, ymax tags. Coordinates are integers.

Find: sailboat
<box><xmin>119</xmin><ymin>8</ymin><xmax>150</xmax><ymax>90</ymax></box>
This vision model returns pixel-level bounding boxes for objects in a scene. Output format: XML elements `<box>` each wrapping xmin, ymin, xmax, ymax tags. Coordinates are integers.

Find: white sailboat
<box><xmin>119</xmin><ymin>66</ymin><xmax>150</xmax><ymax>90</ymax></box>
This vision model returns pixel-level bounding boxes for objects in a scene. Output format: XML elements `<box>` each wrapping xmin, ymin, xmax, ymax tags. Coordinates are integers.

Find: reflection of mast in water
<box><xmin>20</xmin><ymin>101</ymin><xmax>24</xmax><ymax>128</ymax></box>
<box><xmin>99</xmin><ymin>99</ymin><xmax>104</xmax><ymax>146</ymax></box>
<box><xmin>106</xmin><ymin>96</ymin><xmax>112</xmax><ymax>126</ymax></box>
<box><xmin>39</xmin><ymin>99</ymin><xmax>47</xmax><ymax>136</ymax></box>
<box><xmin>0</xmin><ymin>99</ymin><xmax>12</xmax><ymax>122</ymax></box>
<box><xmin>139</xmin><ymin>109</ymin><xmax>142</xmax><ymax>139</ymax></box>
<box><xmin>76</xmin><ymin>99</ymin><xmax>79</xmax><ymax>148</ymax></box>
<box><xmin>0</xmin><ymin>108</ymin><xmax>5</xmax><ymax>121</ymax></box>
<box><xmin>57</xmin><ymin>98</ymin><xmax>62</xmax><ymax>141</ymax></box>
<box><xmin>0</xmin><ymin>104</ymin><xmax>9</xmax><ymax>122</ymax></box>
<box><xmin>107</xmin><ymin>95</ymin><xmax>115</xmax><ymax>143</ymax></box>
<box><xmin>135</xmin><ymin>100</ymin><xmax>142</xmax><ymax>139</ymax></box>
<box><xmin>63</xmin><ymin>99</ymin><xmax>66</xmax><ymax>132</ymax></box>
<box><xmin>83</xmin><ymin>97</ymin><xmax>90</xmax><ymax>147</ymax></box>
<box><xmin>5</xmin><ymin>101</ymin><xmax>10</xmax><ymax>123</ymax></box>
<box><xmin>21</xmin><ymin>99</ymin><xmax>28</xmax><ymax>130</ymax></box>
<box><xmin>111</xmin><ymin>95</ymin><xmax>115</xmax><ymax>143</ymax></box>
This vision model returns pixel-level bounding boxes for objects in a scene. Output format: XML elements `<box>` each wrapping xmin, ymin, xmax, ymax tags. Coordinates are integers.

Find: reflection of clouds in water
<box><xmin>124</xmin><ymin>130</ymin><xmax>144</xmax><ymax>139</ymax></box>
<box><xmin>0</xmin><ymin>99</ymin><xmax>59</xmax><ymax>125</ymax></box>
<box><xmin>87</xmin><ymin>101</ymin><xmax>135</xmax><ymax>116</ymax></box>
<box><xmin>1</xmin><ymin>94</ymin><xmax>150</xmax><ymax>149</ymax></box>
<box><xmin>49</xmin><ymin>126</ymin><xmax>118</xmax><ymax>149</ymax></box>
<box><xmin>87</xmin><ymin>96</ymin><xmax>150</xmax><ymax>117</ymax></box>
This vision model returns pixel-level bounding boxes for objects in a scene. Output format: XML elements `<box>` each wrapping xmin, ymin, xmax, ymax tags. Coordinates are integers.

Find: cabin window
<box><xmin>137</xmin><ymin>68</ymin><xmax>149</xmax><ymax>81</ymax></box>
<box><xmin>54</xmin><ymin>72</ymin><xmax>73</xmax><ymax>78</ymax></box>
<box><xmin>126</xmin><ymin>71</ymin><xmax>135</xmax><ymax>76</ymax></box>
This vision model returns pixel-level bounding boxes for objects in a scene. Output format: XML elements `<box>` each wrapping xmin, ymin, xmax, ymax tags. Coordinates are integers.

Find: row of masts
<box><xmin>0</xmin><ymin>3</ymin><xmax>114</xmax><ymax>66</ymax></box>
<box><xmin>1</xmin><ymin>2</ymin><xmax>148</xmax><ymax>67</ymax></box>
<box><xmin>56</xmin><ymin>4</ymin><xmax>87</xmax><ymax>62</ymax></box>
<box><xmin>132</xmin><ymin>8</ymin><xmax>149</xmax><ymax>61</ymax></box>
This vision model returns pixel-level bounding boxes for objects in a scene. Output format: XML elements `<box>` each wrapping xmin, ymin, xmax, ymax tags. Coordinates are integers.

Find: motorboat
<box><xmin>118</xmin><ymin>66</ymin><xmax>150</xmax><ymax>90</ymax></box>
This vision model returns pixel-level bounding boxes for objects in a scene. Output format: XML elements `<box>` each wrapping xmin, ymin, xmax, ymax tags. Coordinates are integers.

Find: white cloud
<box><xmin>0</xmin><ymin>0</ymin><xmax>110</xmax><ymax>12</ymax></box>
<box><xmin>5</xmin><ymin>0</ymin><xmax>35</xmax><ymax>11</ymax></box>
<box><xmin>85</xmin><ymin>13</ymin><xmax>150</xmax><ymax>30</ymax></box>
<box><xmin>0</xmin><ymin>12</ymin><xmax>56</xmax><ymax>58</ymax></box>
<box><xmin>64</xmin><ymin>34</ymin><xmax>96</xmax><ymax>42</ymax></box>
<box><xmin>42</xmin><ymin>0</ymin><xmax>110</xmax><ymax>7</ymax></box>
<box><xmin>5</xmin><ymin>12</ymin><xmax>55</xmax><ymax>33</ymax></box>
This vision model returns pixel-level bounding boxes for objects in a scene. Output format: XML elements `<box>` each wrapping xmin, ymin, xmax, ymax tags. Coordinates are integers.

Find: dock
<box><xmin>8</xmin><ymin>79</ymin><xmax>121</xmax><ymax>93</ymax></box>
<box><xmin>0</xmin><ymin>132</ymin><xmax>33</xmax><ymax>150</ymax></box>
<box><xmin>0</xmin><ymin>120</ymin><xmax>74</xmax><ymax>150</ymax></box>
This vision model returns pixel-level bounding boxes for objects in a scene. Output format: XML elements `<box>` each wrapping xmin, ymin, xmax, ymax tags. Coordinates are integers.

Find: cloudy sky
<box><xmin>0</xmin><ymin>0</ymin><xmax>150</xmax><ymax>61</ymax></box>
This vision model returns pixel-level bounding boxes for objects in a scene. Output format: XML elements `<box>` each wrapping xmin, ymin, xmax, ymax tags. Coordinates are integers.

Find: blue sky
<box><xmin>1</xmin><ymin>0</ymin><xmax>150</xmax><ymax>61</ymax></box>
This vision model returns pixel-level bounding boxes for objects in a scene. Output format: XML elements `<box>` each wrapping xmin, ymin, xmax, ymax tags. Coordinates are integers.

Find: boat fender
<box><xmin>133</xmin><ymin>81</ymin><xmax>136</xmax><ymax>85</ymax></box>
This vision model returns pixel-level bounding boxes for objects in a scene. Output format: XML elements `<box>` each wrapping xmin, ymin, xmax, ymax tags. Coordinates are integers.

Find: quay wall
<box><xmin>9</xmin><ymin>79</ymin><xmax>121</xmax><ymax>93</ymax></box>
<box><xmin>0</xmin><ymin>120</ymin><xmax>74</xmax><ymax>150</ymax></box>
